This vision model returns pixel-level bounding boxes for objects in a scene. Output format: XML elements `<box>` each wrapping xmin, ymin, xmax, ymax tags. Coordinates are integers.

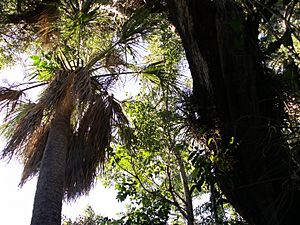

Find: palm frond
<box><xmin>111</xmin><ymin>98</ymin><xmax>128</xmax><ymax>126</ymax></box>
<box><xmin>72</xmin><ymin>67</ymin><xmax>93</xmax><ymax>119</ymax></box>
<box><xmin>140</xmin><ymin>61</ymin><xmax>171</xmax><ymax>85</ymax></box>
<box><xmin>1</xmin><ymin>69</ymin><xmax>75</xmax><ymax>170</ymax></box>
<box><xmin>0</xmin><ymin>87</ymin><xmax>23</xmax><ymax>113</ymax></box>
<box><xmin>0</xmin><ymin>103</ymin><xmax>35</xmax><ymax>138</ymax></box>
<box><xmin>118</xmin><ymin>6</ymin><xmax>153</xmax><ymax>43</ymax></box>
<box><xmin>35</xmin><ymin>1</ymin><xmax>60</xmax><ymax>48</ymax></box>
<box><xmin>20</xmin><ymin>124</ymin><xmax>50</xmax><ymax>185</ymax></box>
<box><xmin>85</xmin><ymin>44</ymin><xmax>116</xmax><ymax>72</ymax></box>
<box><xmin>38</xmin><ymin>69</ymin><xmax>75</xmax><ymax>112</ymax></box>
<box><xmin>65</xmin><ymin>94</ymin><xmax>113</xmax><ymax>199</ymax></box>
<box><xmin>81</xmin><ymin>0</ymin><xmax>96</xmax><ymax>14</ymax></box>
<box><xmin>1</xmin><ymin>103</ymin><xmax>44</xmax><ymax>160</ymax></box>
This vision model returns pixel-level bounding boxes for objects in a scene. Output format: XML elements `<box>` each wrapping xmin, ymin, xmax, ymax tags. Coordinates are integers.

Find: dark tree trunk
<box><xmin>167</xmin><ymin>0</ymin><xmax>300</xmax><ymax>224</ymax></box>
<box><xmin>30</xmin><ymin>102</ymin><xmax>72</xmax><ymax>225</ymax></box>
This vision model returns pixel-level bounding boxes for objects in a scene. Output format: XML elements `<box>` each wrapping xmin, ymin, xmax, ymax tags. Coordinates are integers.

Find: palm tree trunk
<box><xmin>30</xmin><ymin>102</ymin><xmax>72</xmax><ymax>225</ymax></box>
<box><xmin>167</xmin><ymin>0</ymin><xmax>300</xmax><ymax>224</ymax></box>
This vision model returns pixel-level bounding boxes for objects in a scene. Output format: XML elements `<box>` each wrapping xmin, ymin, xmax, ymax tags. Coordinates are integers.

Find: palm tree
<box><xmin>0</xmin><ymin>50</ymin><xmax>125</xmax><ymax>225</ymax></box>
<box><xmin>0</xmin><ymin>1</ymin><xmax>159</xmax><ymax>224</ymax></box>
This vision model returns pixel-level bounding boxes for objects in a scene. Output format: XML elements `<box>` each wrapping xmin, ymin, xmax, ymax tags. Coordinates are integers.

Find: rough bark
<box><xmin>167</xmin><ymin>0</ymin><xmax>300</xmax><ymax>224</ymax></box>
<box><xmin>30</xmin><ymin>97</ymin><xmax>72</xmax><ymax>225</ymax></box>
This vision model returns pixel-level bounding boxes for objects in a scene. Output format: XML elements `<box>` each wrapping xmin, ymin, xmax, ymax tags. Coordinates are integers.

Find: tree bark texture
<box><xmin>167</xmin><ymin>0</ymin><xmax>300</xmax><ymax>224</ymax></box>
<box><xmin>30</xmin><ymin>99</ymin><xmax>72</xmax><ymax>225</ymax></box>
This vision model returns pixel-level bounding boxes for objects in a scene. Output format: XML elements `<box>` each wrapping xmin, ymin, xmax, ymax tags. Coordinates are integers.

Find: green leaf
<box><xmin>208</xmin><ymin>137</ymin><xmax>214</xmax><ymax>146</ymax></box>
<box><xmin>30</xmin><ymin>55</ymin><xmax>41</xmax><ymax>66</ymax></box>
<box><xmin>229</xmin><ymin>136</ymin><xmax>235</xmax><ymax>145</ymax></box>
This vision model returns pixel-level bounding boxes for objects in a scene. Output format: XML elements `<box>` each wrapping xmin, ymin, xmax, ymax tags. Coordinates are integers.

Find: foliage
<box><xmin>99</xmin><ymin>22</ymin><xmax>198</xmax><ymax>224</ymax></box>
<box><xmin>0</xmin><ymin>0</ymin><xmax>299</xmax><ymax>224</ymax></box>
<box><xmin>102</xmin><ymin>86</ymin><xmax>189</xmax><ymax>222</ymax></box>
<box><xmin>62</xmin><ymin>0</ymin><xmax>300</xmax><ymax>224</ymax></box>
<box><xmin>0</xmin><ymin>0</ymin><xmax>168</xmax><ymax>202</ymax></box>
<box><xmin>63</xmin><ymin>205</ymin><xmax>123</xmax><ymax>225</ymax></box>
<box><xmin>0</xmin><ymin>1</ymin><xmax>195</xmax><ymax>224</ymax></box>
<box><xmin>63</xmin><ymin>202</ymin><xmax>169</xmax><ymax>225</ymax></box>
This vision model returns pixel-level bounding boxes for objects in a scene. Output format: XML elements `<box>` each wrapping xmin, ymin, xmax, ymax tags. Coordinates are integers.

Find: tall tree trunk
<box><xmin>167</xmin><ymin>0</ymin><xmax>300</xmax><ymax>224</ymax></box>
<box><xmin>175</xmin><ymin>152</ymin><xmax>194</xmax><ymax>225</ymax></box>
<box><xmin>209</xmin><ymin>181</ymin><xmax>221</xmax><ymax>225</ymax></box>
<box><xmin>30</xmin><ymin>98</ymin><xmax>72</xmax><ymax>225</ymax></box>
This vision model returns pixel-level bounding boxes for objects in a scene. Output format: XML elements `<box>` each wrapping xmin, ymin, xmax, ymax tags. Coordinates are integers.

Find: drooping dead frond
<box><xmin>20</xmin><ymin>124</ymin><xmax>50</xmax><ymax>185</ymax></box>
<box><xmin>73</xmin><ymin>67</ymin><xmax>93</xmax><ymax>118</ymax></box>
<box><xmin>1</xmin><ymin>103</ymin><xmax>44</xmax><ymax>160</ymax></box>
<box><xmin>65</xmin><ymin>94</ymin><xmax>113</xmax><ymax>199</ymax></box>
<box><xmin>110</xmin><ymin>97</ymin><xmax>132</xmax><ymax>146</ymax></box>
<box><xmin>38</xmin><ymin>69</ymin><xmax>75</xmax><ymax>112</ymax></box>
<box><xmin>0</xmin><ymin>87</ymin><xmax>22</xmax><ymax>102</ymax></box>
<box><xmin>35</xmin><ymin>1</ymin><xmax>60</xmax><ymax>48</ymax></box>
<box><xmin>105</xmin><ymin>51</ymin><xmax>126</xmax><ymax>69</ymax></box>
<box><xmin>1</xmin><ymin>69</ymin><xmax>75</xmax><ymax>163</ymax></box>
<box><xmin>0</xmin><ymin>87</ymin><xmax>23</xmax><ymax>113</ymax></box>
<box><xmin>111</xmin><ymin>97</ymin><xmax>128</xmax><ymax>126</ymax></box>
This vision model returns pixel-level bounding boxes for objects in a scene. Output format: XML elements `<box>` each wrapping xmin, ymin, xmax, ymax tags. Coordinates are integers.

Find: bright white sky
<box><xmin>0</xmin><ymin>64</ymin><xmax>133</xmax><ymax>224</ymax></box>
<box><xmin>0</xmin><ymin>158</ymin><xmax>127</xmax><ymax>224</ymax></box>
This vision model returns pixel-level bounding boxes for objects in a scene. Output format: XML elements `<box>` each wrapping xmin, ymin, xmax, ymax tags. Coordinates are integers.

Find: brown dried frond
<box><xmin>65</xmin><ymin>94</ymin><xmax>113</xmax><ymax>199</ymax></box>
<box><xmin>111</xmin><ymin>98</ymin><xmax>128</xmax><ymax>125</ymax></box>
<box><xmin>103</xmin><ymin>51</ymin><xmax>127</xmax><ymax>74</ymax></box>
<box><xmin>38</xmin><ymin>70</ymin><xmax>75</xmax><ymax>112</ymax></box>
<box><xmin>0</xmin><ymin>87</ymin><xmax>23</xmax><ymax>112</ymax></box>
<box><xmin>105</xmin><ymin>51</ymin><xmax>126</xmax><ymax>68</ymax></box>
<box><xmin>2</xmin><ymin>69</ymin><xmax>76</xmax><ymax>158</ymax></box>
<box><xmin>35</xmin><ymin>3</ymin><xmax>60</xmax><ymax>48</ymax></box>
<box><xmin>110</xmin><ymin>98</ymin><xmax>133</xmax><ymax>146</ymax></box>
<box><xmin>20</xmin><ymin>124</ymin><xmax>50</xmax><ymax>186</ymax></box>
<box><xmin>73</xmin><ymin>68</ymin><xmax>93</xmax><ymax>117</ymax></box>
<box><xmin>1</xmin><ymin>104</ymin><xmax>44</xmax><ymax>160</ymax></box>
